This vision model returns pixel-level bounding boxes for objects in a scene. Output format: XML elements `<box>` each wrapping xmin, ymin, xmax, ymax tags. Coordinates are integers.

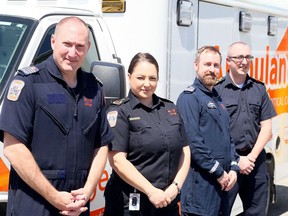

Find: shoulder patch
<box><xmin>107</xmin><ymin>110</ymin><xmax>118</xmax><ymax>127</ymax></box>
<box><xmin>18</xmin><ymin>66</ymin><xmax>39</xmax><ymax>76</ymax></box>
<box><xmin>7</xmin><ymin>79</ymin><xmax>25</xmax><ymax>101</ymax></box>
<box><xmin>184</xmin><ymin>85</ymin><xmax>195</xmax><ymax>93</ymax></box>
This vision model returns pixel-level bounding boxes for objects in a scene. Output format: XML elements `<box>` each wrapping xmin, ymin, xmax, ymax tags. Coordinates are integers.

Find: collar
<box><xmin>128</xmin><ymin>90</ymin><xmax>163</xmax><ymax>109</ymax></box>
<box><xmin>225</xmin><ymin>72</ymin><xmax>253</xmax><ymax>89</ymax></box>
<box><xmin>193</xmin><ymin>78</ymin><xmax>219</xmax><ymax>98</ymax></box>
<box><xmin>46</xmin><ymin>56</ymin><xmax>86</xmax><ymax>90</ymax></box>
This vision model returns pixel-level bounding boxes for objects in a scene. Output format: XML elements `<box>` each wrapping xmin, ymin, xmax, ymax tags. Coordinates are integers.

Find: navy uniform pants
<box><xmin>6</xmin><ymin>169</ymin><xmax>89</xmax><ymax>216</ymax></box>
<box><xmin>228</xmin><ymin>150</ymin><xmax>268</xmax><ymax>216</ymax></box>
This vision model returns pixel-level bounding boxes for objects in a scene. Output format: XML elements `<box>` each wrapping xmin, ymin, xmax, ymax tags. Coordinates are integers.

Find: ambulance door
<box><xmin>197</xmin><ymin>0</ymin><xmax>234</xmax><ymax>75</ymax></box>
<box><xmin>168</xmin><ymin>0</ymin><xmax>199</xmax><ymax>102</ymax></box>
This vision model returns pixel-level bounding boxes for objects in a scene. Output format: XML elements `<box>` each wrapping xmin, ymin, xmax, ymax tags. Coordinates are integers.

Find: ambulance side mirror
<box><xmin>90</xmin><ymin>61</ymin><xmax>126</xmax><ymax>107</ymax></box>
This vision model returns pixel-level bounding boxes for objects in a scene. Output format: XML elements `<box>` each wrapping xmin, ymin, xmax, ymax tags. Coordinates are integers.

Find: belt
<box><xmin>41</xmin><ymin>170</ymin><xmax>88</xmax><ymax>180</ymax></box>
<box><xmin>237</xmin><ymin>146</ymin><xmax>252</xmax><ymax>156</ymax></box>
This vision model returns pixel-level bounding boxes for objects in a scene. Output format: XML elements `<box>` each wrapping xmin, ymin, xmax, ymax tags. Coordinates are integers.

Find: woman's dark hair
<box><xmin>128</xmin><ymin>52</ymin><xmax>159</xmax><ymax>76</ymax></box>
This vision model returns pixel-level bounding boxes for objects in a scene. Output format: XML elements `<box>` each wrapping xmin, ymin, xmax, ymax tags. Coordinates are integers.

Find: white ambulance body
<box><xmin>102</xmin><ymin>0</ymin><xmax>288</xmax><ymax>214</ymax></box>
<box><xmin>1</xmin><ymin>0</ymin><xmax>288</xmax><ymax>215</ymax></box>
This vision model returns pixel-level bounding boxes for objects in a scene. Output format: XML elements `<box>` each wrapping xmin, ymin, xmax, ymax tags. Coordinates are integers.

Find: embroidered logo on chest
<box><xmin>84</xmin><ymin>97</ymin><xmax>93</xmax><ymax>107</ymax></box>
<box><xmin>207</xmin><ymin>101</ymin><xmax>217</xmax><ymax>109</ymax></box>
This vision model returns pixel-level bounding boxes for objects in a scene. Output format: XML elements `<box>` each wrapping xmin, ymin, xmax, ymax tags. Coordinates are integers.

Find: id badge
<box><xmin>129</xmin><ymin>193</ymin><xmax>140</xmax><ymax>211</ymax></box>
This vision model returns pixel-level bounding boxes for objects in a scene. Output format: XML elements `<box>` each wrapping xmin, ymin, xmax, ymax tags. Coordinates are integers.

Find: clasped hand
<box><xmin>57</xmin><ymin>188</ymin><xmax>89</xmax><ymax>216</ymax></box>
<box><xmin>239</xmin><ymin>155</ymin><xmax>255</xmax><ymax>175</ymax></box>
<box><xmin>147</xmin><ymin>184</ymin><xmax>179</xmax><ymax>208</ymax></box>
<box><xmin>217</xmin><ymin>170</ymin><xmax>237</xmax><ymax>191</ymax></box>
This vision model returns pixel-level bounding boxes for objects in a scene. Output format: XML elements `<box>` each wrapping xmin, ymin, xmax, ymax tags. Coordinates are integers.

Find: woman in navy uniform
<box><xmin>104</xmin><ymin>52</ymin><xmax>190</xmax><ymax>216</ymax></box>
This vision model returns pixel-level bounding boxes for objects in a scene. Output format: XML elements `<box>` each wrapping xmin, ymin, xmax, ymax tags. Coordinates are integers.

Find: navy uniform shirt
<box><xmin>215</xmin><ymin>74</ymin><xmax>277</xmax><ymax>151</ymax></box>
<box><xmin>0</xmin><ymin>56</ymin><xmax>114</xmax><ymax>215</ymax></box>
<box><xmin>107</xmin><ymin>90</ymin><xmax>188</xmax><ymax>189</ymax></box>
<box><xmin>177</xmin><ymin>78</ymin><xmax>239</xmax><ymax>178</ymax></box>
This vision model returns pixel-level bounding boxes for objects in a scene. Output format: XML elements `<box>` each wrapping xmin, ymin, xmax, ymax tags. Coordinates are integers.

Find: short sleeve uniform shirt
<box><xmin>215</xmin><ymin>74</ymin><xmax>277</xmax><ymax>150</ymax></box>
<box><xmin>107</xmin><ymin>91</ymin><xmax>188</xmax><ymax>189</ymax></box>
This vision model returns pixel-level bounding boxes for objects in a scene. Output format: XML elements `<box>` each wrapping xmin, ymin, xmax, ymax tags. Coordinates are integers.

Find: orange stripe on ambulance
<box><xmin>218</xmin><ymin>28</ymin><xmax>288</xmax><ymax>115</ymax></box>
<box><xmin>250</xmin><ymin>29</ymin><xmax>288</xmax><ymax>115</ymax></box>
<box><xmin>0</xmin><ymin>158</ymin><xmax>9</xmax><ymax>192</ymax></box>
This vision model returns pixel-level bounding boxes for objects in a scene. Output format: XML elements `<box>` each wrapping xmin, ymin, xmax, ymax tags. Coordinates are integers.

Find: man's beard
<box><xmin>202</xmin><ymin>76</ymin><xmax>217</xmax><ymax>87</ymax></box>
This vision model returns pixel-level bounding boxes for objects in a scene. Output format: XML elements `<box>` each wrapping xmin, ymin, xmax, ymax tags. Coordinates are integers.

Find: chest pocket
<box><xmin>81</xmin><ymin>104</ymin><xmax>101</xmax><ymax>135</ymax></box>
<box><xmin>224</xmin><ymin>97</ymin><xmax>238</xmax><ymax>120</ymax></box>
<box><xmin>201</xmin><ymin>102</ymin><xmax>221</xmax><ymax>124</ymax></box>
<box><xmin>166</xmin><ymin>116</ymin><xmax>182</xmax><ymax>126</ymax></box>
<box><xmin>128</xmin><ymin>119</ymin><xmax>151</xmax><ymax>151</ymax></box>
<box><xmin>166</xmin><ymin>116</ymin><xmax>183</xmax><ymax>150</ymax></box>
<box><xmin>247</xmin><ymin>94</ymin><xmax>261</xmax><ymax>121</ymax></box>
<box><xmin>129</xmin><ymin>119</ymin><xmax>151</xmax><ymax>132</ymax></box>
<box><xmin>38</xmin><ymin>102</ymin><xmax>70</xmax><ymax>135</ymax></box>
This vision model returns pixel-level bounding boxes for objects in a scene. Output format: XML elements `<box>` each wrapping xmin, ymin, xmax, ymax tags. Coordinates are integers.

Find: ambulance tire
<box><xmin>0</xmin><ymin>202</ymin><xmax>7</xmax><ymax>215</ymax></box>
<box><xmin>265</xmin><ymin>176</ymin><xmax>271</xmax><ymax>215</ymax></box>
<box><xmin>266</xmin><ymin>156</ymin><xmax>276</xmax><ymax>215</ymax></box>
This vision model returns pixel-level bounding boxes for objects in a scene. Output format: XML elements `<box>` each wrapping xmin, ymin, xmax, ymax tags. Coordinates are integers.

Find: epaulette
<box><xmin>95</xmin><ymin>76</ymin><xmax>103</xmax><ymax>86</ymax></box>
<box><xmin>17</xmin><ymin>66</ymin><xmax>40</xmax><ymax>76</ymax></box>
<box><xmin>250</xmin><ymin>76</ymin><xmax>265</xmax><ymax>85</ymax></box>
<box><xmin>216</xmin><ymin>76</ymin><xmax>226</xmax><ymax>85</ymax></box>
<box><xmin>184</xmin><ymin>85</ymin><xmax>195</xmax><ymax>93</ymax></box>
<box><xmin>159</xmin><ymin>97</ymin><xmax>173</xmax><ymax>104</ymax></box>
<box><xmin>111</xmin><ymin>97</ymin><xmax>129</xmax><ymax>106</ymax></box>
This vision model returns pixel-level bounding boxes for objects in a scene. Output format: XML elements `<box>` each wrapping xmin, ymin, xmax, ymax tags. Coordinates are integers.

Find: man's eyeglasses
<box><xmin>228</xmin><ymin>55</ymin><xmax>254</xmax><ymax>62</ymax></box>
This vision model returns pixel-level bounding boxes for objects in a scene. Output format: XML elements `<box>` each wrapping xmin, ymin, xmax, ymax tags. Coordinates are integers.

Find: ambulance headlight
<box><xmin>268</xmin><ymin>16</ymin><xmax>277</xmax><ymax>36</ymax></box>
<box><xmin>239</xmin><ymin>11</ymin><xmax>252</xmax><ymax>32</ymax></box>
<box><xmin>177</xmin><ymin>0</ymin><xmax>193</xmax><ymax>27</ymax></box>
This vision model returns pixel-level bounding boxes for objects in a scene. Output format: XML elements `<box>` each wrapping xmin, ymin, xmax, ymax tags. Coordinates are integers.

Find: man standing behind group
<box><xmin>177</xmin><ymin>46</ymin><xmax>239</xmax><ymax>216</ymax></box>
<box><xmin>215</xmin><ymin>42</ymin><xmax>277</xmax><ymax>215</ymax></box>
<box><xmin>0</xmin><ymin>17</ymin><xmax>114</xmax><ymax>216</ymax></box>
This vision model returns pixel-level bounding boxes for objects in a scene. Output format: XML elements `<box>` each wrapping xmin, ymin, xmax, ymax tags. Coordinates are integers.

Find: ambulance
<box><xmin>0</xmin><ymin>0</ymin><xmax>288</xmax><ymax>215</ymax></box>
<box><xmin>102</xmin><ymin>0</ymin><xmax>288</xmax><ymax>214</ymax></box>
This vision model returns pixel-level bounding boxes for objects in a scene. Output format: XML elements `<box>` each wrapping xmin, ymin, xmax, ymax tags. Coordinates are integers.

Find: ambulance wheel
<box><xmin>0</xmin><ymin>202</ymin><xmax>7</xmax><ymax>215</ymax></box>
<box><xmin>266</xmin><ymin>156</ymin><xmax>276</xmax><ymax>214</ymax></box>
